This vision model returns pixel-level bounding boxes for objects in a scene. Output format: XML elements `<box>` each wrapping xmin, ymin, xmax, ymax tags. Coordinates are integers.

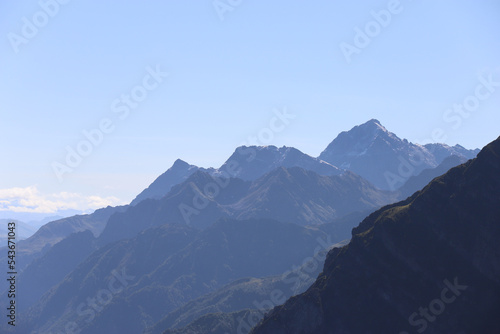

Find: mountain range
<box><xmin>0</xmin><ymin>119</ymin><xmax>484</xmax><ymax>334</ymax></box>
<box><xmin>100</xmin><ymin>166</ymin><xmax>397</xmax><ymax>246</ymax></box>
<box><xmin>13</xmin><ymin>163</ymin><xmax>393</xmax><ymax>332</ymax></box>
<box><xmin>0</xmin><ymin>219</ymin><xmax>38</xmax><ymax>243</ymax></box>
<box><xmin>20</xmin><ymin>219</ymin><xmax>332</xmax><ymax>333</ymax></box>
<box><xmin>131</xmin><ymin>145</ymin><xmax>341</xmax><ymax>206</ymax></box>
<box><xmin>131</xmin><ymin>119</ymin><xmax>478</xmax><ymax>207</ymax></box>
<box><xmin>250</xmin><ymin>135</ymin><xmax>500</xmax><ymax>334</ymax></box>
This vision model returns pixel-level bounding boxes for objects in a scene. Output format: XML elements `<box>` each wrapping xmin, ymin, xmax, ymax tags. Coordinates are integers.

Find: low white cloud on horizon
<box><xmin>0</xmin><ymin>186</ymin><xmax>125</xmax><ymax>214</ymax></box>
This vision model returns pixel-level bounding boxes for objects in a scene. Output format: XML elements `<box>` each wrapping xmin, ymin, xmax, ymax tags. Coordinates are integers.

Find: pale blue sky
<box><xmin>1</xmin><ymin>1</ymin><xmax>499</xmax><ymax>217</ymax></box>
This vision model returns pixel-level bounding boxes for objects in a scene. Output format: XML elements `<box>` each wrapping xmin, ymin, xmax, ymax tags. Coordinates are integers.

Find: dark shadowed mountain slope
<box><xmin>318</xmin><ymin>119</ymin><xmax>478</xmax><ymax>190</ymax></box>
<box><xmin>99</xmin><ymin>167</ymin><xmax>396</xmax><ymax>245</ymax></box>
<box><xmin>251</xmin><ymin>136</ymin><xmax>500</xmax><ymax>334</ymax></box>
<box><xmin>131</xmin><ymin>159</ymin><xmax>201</xmax><ymax>206</ymax></box>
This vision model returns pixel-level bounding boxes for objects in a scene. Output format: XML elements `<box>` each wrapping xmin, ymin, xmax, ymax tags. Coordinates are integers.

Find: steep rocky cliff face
<box><xmin>251</xmin><ymin>136</ymin><xmax>500</xmax><ymax>334</ymax></box>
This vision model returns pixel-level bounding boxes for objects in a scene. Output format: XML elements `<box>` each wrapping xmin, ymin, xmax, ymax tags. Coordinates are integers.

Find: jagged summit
<box><xmin>216</xmin><ymin>144</ymin><xmax>341</xmax><ymax>181</ymax></box>
<box><xmin>362</xmin><ymin>118</ymin><xmax>385</xmax><ymax>130</ymax></box>
<box><xmin>318</xmin><ymin>119</ymin><xmax>478</xmax><ymax>190</ymax></box>
<box><xmin>171</xmin><ymin>158</ymin><xmax>190</xmax><ymax>168</ymax></box>
<box><xmin>131</xmin><ymin>119</ymin><xmax>479</xmax><ymax>204</ymax></box>
<box><xmin>320</xmin><ymin>119</ymin><xmax>401</xmax><ymax>159</ymax></box>
<box><xmin>130</xmin><ymin>159</ymin><xmax>200</xmax><ymax>206</ymax></box>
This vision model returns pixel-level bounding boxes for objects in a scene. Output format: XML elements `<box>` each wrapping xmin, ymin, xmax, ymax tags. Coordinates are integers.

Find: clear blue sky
<box><xmin>1</xmin><ymin>0</ymin><xmax>499</xmax><ymax>218</ymax></box>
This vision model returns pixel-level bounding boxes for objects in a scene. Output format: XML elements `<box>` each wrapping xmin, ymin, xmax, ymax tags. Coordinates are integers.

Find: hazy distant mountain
<box><xmin>130</xmin><ymin>146</ymin><xmax>341</xmax><ymax>206</ymax></box>
<box><xmin>318</xmin><ymin>119</ymin><xmax>478</xmax><ymax>190</ymax></box>
<box><xmin>20</xmin><ymin>206</ymin><xmax>125</xmax><ymax>253</ymax></box>
<box><xmin>0</xmin><ymin>205</ymin><xmax>127</xmax><ymax>287</ymax></box>
<box><xmin>100</xmin><ymin>167</ymin><xmax>396</xmax><ymax>245</ymax></box>
<box><xmin>251</xmin><ymin>136</ymin><xmax>500</xmax><ymax>334</ymax></box>
<box><xmin>0</xmin><ymin>209</ymin><xmax>83</xmax><ymax>224</ymax></box>
<box><xmin>398</xmin><ymin>154</ymin><xmax>468</xmax><ymax>199</ymax></box>
<box><xmin>0</xmin><ymin>219</ymin><xmax>38</xmax><ymax>242</ymax></box>
<box><xmin>424</xmin><ymin>142</ymin><xmax>479</xmax><ymax>162</ymax></box>
<box><xmin>131</xmin><ymin>159</ymin><xmax>201</xmax><ymax>206</ymax></box>
<box><xmin>21</xmin><ymin>219</ymin><xmax>331</xmax><ymax>334</ymax></box>
<box><xmin>128</xmin><ymin>120</ymin><xmax>477</xmax><ymax>206</ymax></box>
<box><xmin>0</xmin><ymin>206</ymin><xmax>129</xmax><ymax>303</ymax></box>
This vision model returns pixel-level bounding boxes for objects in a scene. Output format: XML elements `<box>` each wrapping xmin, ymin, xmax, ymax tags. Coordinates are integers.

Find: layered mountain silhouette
<box><xmin>20</xmin><ymin>219</ymin><xmax>332</xmax><ymax>334</ymax></box>
<box><xmin>131</xmin><ymin>145</ymin><xmax>341</xmax><ymax>207</ymax></box>
<box><xmin>147</xmin><ymin>240</ymin><xmax>348</xmax><ymax>334</ymax></box>
<box><xmin>250</xmin><ymin>135</ymin><xmax>500</xmax><ymax>334</ymax></box>
<box><xmin>397</xmin><ymin>154</ymin><xmax>468</xmax><ymax>199</ymax></box>
<box><xmin>423</xmin><ymin>142</ymin><xmax>479</xmax><ymax>163</ymax></box>
<box><xmin>99</xmin><ymin>166</ymin><xmax>397</xmax><ymax>245</ymax></box>
<box><xmin>0</xmin><ymin>219</ymin><xmax>37</xmax><ymax>242</ymax></box>
<box><xmin>2</xmin><ymin>119</ymin><xmax>483</xmax><ymax>334</ymax></box>
<box><xmin>0</xmin><ymin>205</ymin><xmax>127</xmax><ymax>296</ymax></box>
<box><xmin>130</xmin><ymin>120</ymin><xmax>478</xmax><ymax>208</ymax></box>
<box><xmin>6</xmin><ymin>163</ymin><xmax>393</xmax><ymax>326</ymax></box>
<box><xmin>0</xmin><ymin>205</ymin><xmax>126</xmax><ymax>272</ymax></box>
<box><xmin>16</xmin><ymin>230</ymin><xmax>97</xmax><ymax>313</ymax></box>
